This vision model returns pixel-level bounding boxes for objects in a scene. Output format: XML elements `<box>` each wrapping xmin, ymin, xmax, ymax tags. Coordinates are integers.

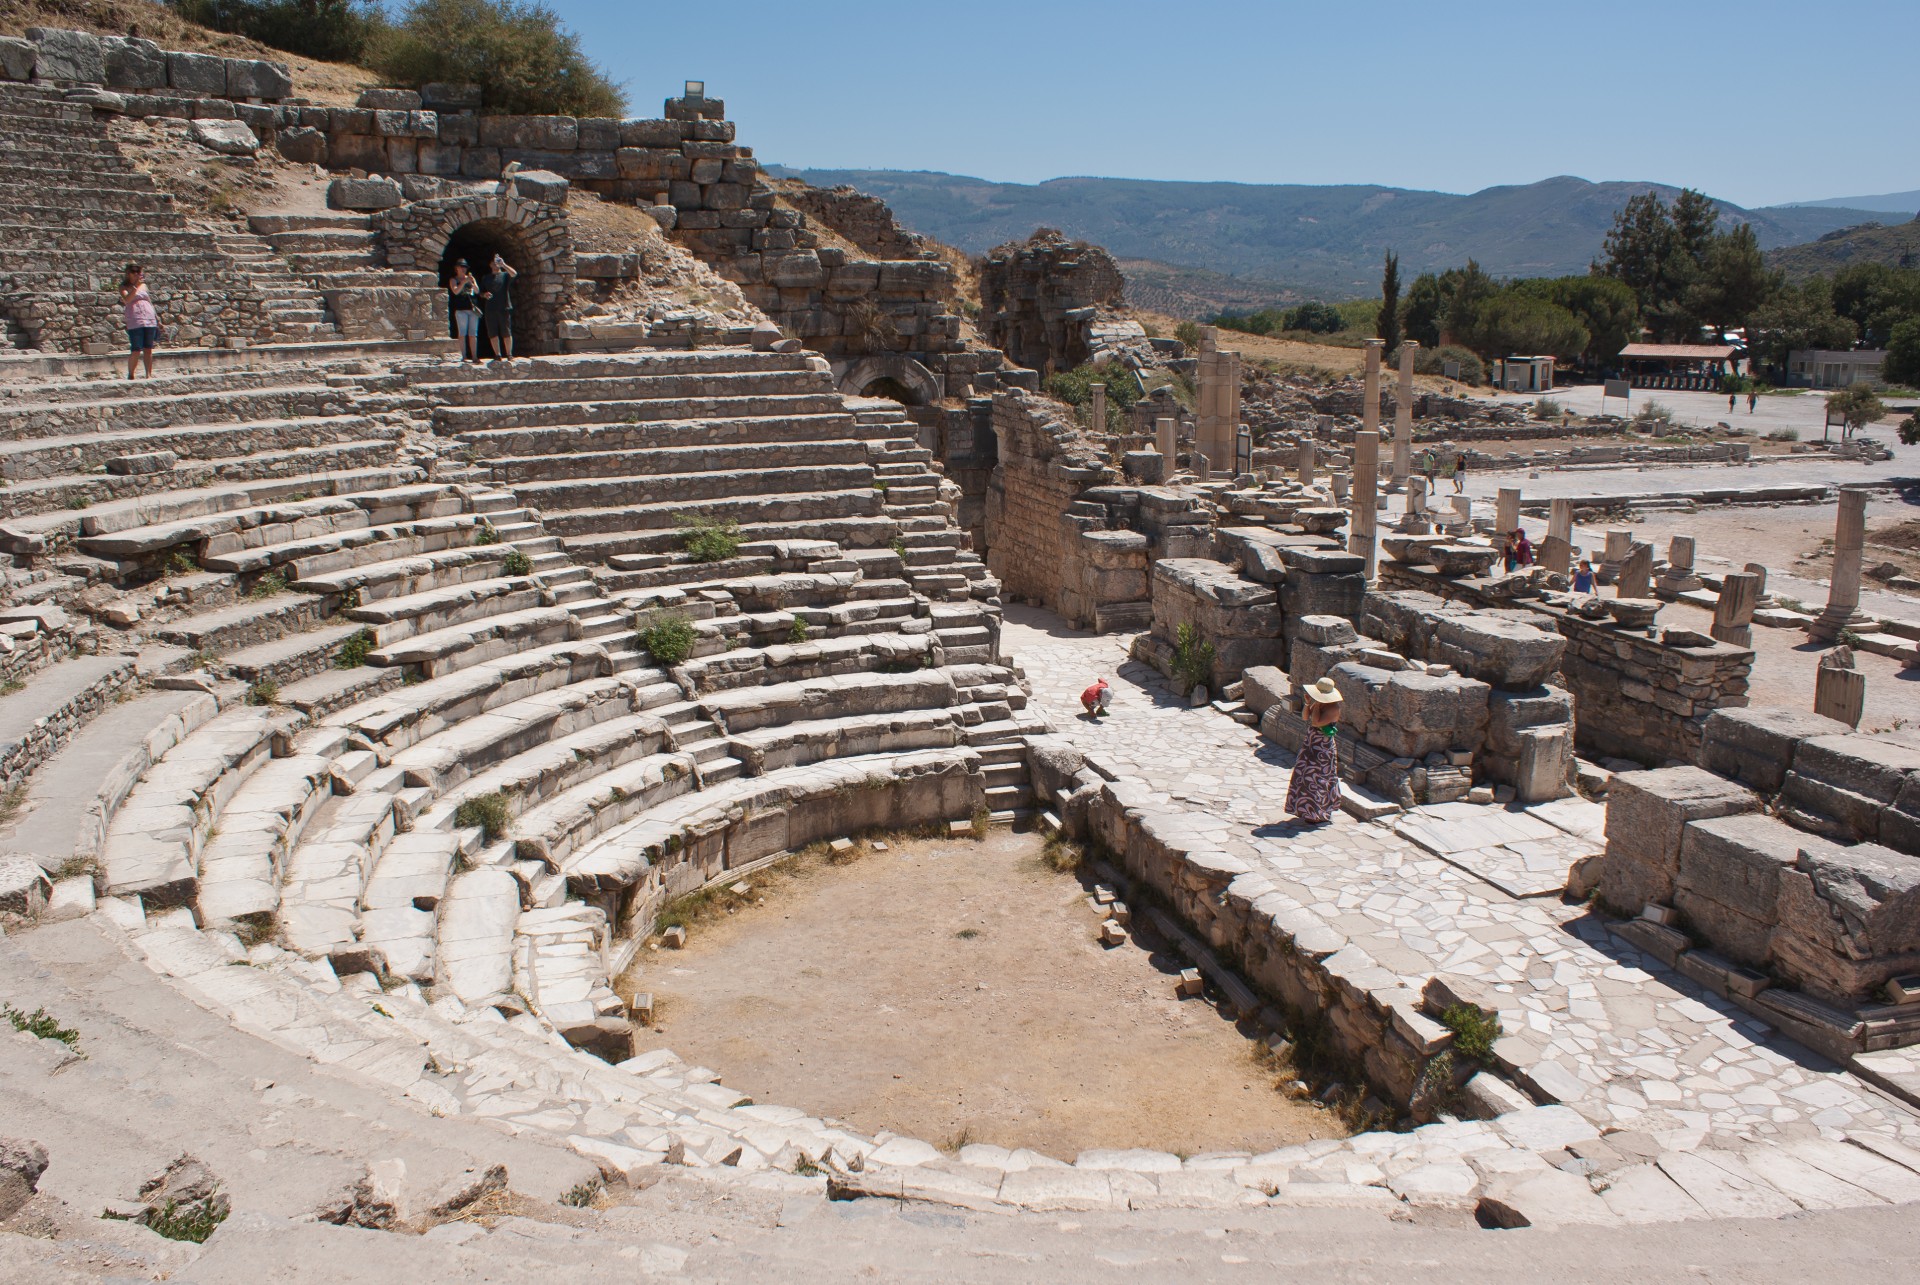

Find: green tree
<box><xmin>1512</xmin><ymin>275</ymin><xmax>1639</xmax><ymax>367</ymax></box>
<box><xmin>1401</xmin><ymin>272</ymin><xmax>1445</xmax><ymax>349</ymax></box>
<box><xmin>1377</xmin><ymin>251</ymin><xmax>1402</xmax><ymax>353</ymax></box>
<box><xmin>1670</xmin><ymin>189</ymin><xmax>1720</xmax><ymax>266</ymax></box>
<box><xmin>1885</xmin><ymin>318</ymin><xmax>1920</xmax><ymax>387</ymax></box>
<box><xmin>1832</xmin><ymin>263</ymin><xmax>1920</xmax><ymax>348</ymax></box>
<box><xmin>1597</xmin><ymin>191</ymin><xmax>1678</xmax><ymax>301</ymax></box>
<box><xmin>1471</xmin><ymin>294</ymin><xmax>1589</xmax><ymax>362</ymax></box>
<box><xmin>371</xmin><ymin>0</ymin><xmax>625</xmax><ymax>117</ymax></box>
<box><xmin>1281</xmin><ymin>301</ymin><xmax>1344</xmax><ymax>333</ymax></box>
<box><xmin>1746</xmin><ymin>277</ymin><xmax>1857</xmax><ymax>368</ymax></box>
<box><xmin>1826</xmin><ymin>385</ymin><xmax>1885</xmax><ymax>439</ymax></box>
<box><xmin>1441</xmin><ymin>260</ymin><xmax>1500</xmax><ymax>351</ymax></box>
<box><xmin>1687</xmin><ymin>224</ymin><xmax>1777</xmax><ymax>339</ymax></box>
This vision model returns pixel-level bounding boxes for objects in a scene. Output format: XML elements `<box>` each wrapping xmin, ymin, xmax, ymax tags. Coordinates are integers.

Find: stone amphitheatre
<box><xmin>3</xmin><ymin>20</ymin><xmax>1920</xmax><ymax>1283</ymax></box>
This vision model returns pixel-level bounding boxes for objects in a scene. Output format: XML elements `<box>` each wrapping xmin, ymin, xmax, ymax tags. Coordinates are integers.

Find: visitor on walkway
<box><xmin>481</xmin><ymin>254</ymin><xmax>517</xmax><ymax>361</ymax></box>
<box><xmin>1284</xmin><ymin>678</ymin><xmax>1343</xmax><ymax>825</ymax></box>
<box><xmin>120</xmin><ymin>262</ymin><xmax>160</xmax><ymax>379</ymax></box>
<box><xmin>447</xmin><ymin>259</ymin><xmax>481</xmax><ymax>361</ymax></box>
<box><xmin>1729</xmin><ymin>392</ymin><xmax>1738</xmax><ymax>412</ymax></box>
<box><xmin>1573</xmin><ymin>559</ymin><xmax>1595</xmax><ymax>594</ymax></box>
<box><xmin>1748</xmin><ymin>392</ymin><xmax>1758</xmax><ymax>414</ymax></box>
<box><xmin>1420</xmin><ymin>450</ymin><xmax>1437</xmax><ymax>491</ymax></box>
<box><xmin>1451</xmin><ymin>452</ymin><xmax>1468</xmax><ymax>494</ymax></box>
<box><xmin>1080</xmin><ymin>677</ymin><xmax>1112</xmax><ymax>718</ymax></box>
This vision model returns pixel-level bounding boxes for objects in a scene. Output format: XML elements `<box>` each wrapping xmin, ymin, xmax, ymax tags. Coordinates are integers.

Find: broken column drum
<box><xmin>1810</xmin><ymin>488</ymin><xmax>1871</xmax><ymax>642</ymax></box>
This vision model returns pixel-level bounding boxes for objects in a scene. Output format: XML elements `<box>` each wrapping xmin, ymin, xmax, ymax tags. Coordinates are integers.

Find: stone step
<box><xmin>195</xmin><ymin>738</ymin><xmax>345</xmax><ymax>926</ymax></box>
<box><xmin>4</xmin><ymin>440</ymin><xmax>409</xmax><ymax>521</ymax></box>
<box><xmin>349</xmin><ymin>579</ymin><xmax>545</xmax><ymax>649</ymax></box>
<box><xmin>250</xmin><ymin>213</ymin><xmax>375</xmax><ymax>235</ymax></box>
<box><xmin>454</xmin><ymin>411</ymin><xmax>876</xmax><ymax>458</ymax></box>
<box><xmin>0</xmin><ymin>413</ymin><xmax>384</xmax><ymax>481</ymax></box>
<box><xmin>482</xmin><ymin>438</ymin><xmax>874</xmax><ymax>484</ymax></box>
<box><xmin>153</xmin><ymin>590</ymin><xmax>333</xmax><ymax>655</ymax></box>
<box><xmin>562</xmin><ymin>513</ymin><xmax>900</xmax><ymax>564</ymax></box>
<box><xmin>220</xmin><ymin>621</ymin><xmax>369</xmax><ymax>687</ymax></box>
<box><xmin>427</xmin><ymin>368</ymin><xmax>830</xmax><ymax>409</ymax></box>
<box><xmin>277</xmin><ymin>659</ymin><xmax>407</xmax><ymax>720</ymax></box>
<box><xmin>402</xmin><ymin>348</ymin><xmax>816</xmax><ymax>387</ymax></box>
<box><xmin>0</xmin><ymin>382</ymin><xmax>352</xmax><ymax>439</ymax></box>
<box><xmin>540</xmin><ymin>484</ymin><xmax>882</xmax><ymax>534</ymax></box>
<box><xmin>366</xmin><ymin>605</ymin><xmax>576</xmax><ymax>680</ymax></box>
<box><xmin>390</xmin><ymin>674</ymin><xmax>652</xmax><ymax>800</ymax></box>
<box><xmin>434</xmin><ymin>391</ymin><xmax>850</xmax><ymax>432</ymax></box>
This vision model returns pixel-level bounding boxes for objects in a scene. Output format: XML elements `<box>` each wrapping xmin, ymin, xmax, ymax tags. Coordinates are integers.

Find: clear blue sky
<box><xmin>555</xmin><ymin>0</ymin><xmax>1915</xmax><ymax>209</ymax></box>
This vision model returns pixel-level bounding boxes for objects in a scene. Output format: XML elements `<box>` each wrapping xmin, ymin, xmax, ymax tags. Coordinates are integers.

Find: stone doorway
<box><xmin>440</xmin><ymin>219</ymin><xmax>540</xmax><ymax>356</ymax></box>
<box><xmin>374</xmin><ymin>193</ymin><xmax>575</xmax><ymax>355</ymax></box>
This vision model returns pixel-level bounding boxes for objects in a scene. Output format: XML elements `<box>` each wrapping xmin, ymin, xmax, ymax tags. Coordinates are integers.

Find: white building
<box><xmin>1787</xmin><ymin>349</ymin><xmax>1887</xmax><ymax>389</ymax></box>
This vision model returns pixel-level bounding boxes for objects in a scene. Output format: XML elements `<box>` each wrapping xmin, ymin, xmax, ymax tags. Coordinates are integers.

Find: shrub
<box><xmin>472</xmin><ymin>523</ymin><xmax>501</xmax><ymax>546</ymax></box>
<box><xmin>1633</xmin><ymin>400</ymin><xmax>1675</xmax><ymax>427</ymax></box>
<box><xmin>248</xmin><ymin>571</ymin><xmax>287</xmax><ymax>600</ymax></box>
<box><xmin>4</xmin><ymin>1003</ymin><xmax>79</xmax><ymax>1047</ymax></box>
<box><xmin>166</xmin><ymin>550</ymin><xmax>200</xmax><ymax>577</ymax></box>
<box><xmin>141</xmin><ymin>1195</ymin><xmax>229</xmax><ymax>1244</ymax></box>
<box><xmin>1171</xmin><ymin>620</ymin><xmax>1216</xmax><ymax>693</ymax></box>
<box><xmin>1766</xmin><ymin>426</ymin><xmax>1800</xmax><ymax>442</ymax></box>
<box><xmin>336</xmin><ymin>629</ymin><xmax>376</xmax><ymax>669</ymax></box>
<box><xmin>1174</xmin><ymin>320</ymin><xmax>1203</xmax><ymax>351</ymax></box>
<box><xmin>1412</xmin><ymin>344</ymin><xmax>1484</xmax><ymax>385</ymax></box>
<box><xmin>1438</xmin><ymin>1003</ymin><xmax>1503</xmax><ymax>1062</ymax></box>
<box><xmin>639</xmin><ymin>613</ymin><xmax>697</xmax><ymax>666</ymax></box>
<box><xmin>169</xmin><ymin>0</ymin><xmax>384</xmax><ymax>63</ymax></box>
<box><xmin>677</xmin><ymin>514</ymin><xmax>741</xmax><ymax>563</ymax></box>
<box><xmin>245</xmin><ymin>679</ymin><xmax>279</xmax><ymax>707</ymax></box>
<box><xmin>560</xmin><ymin>1178</ymin><xmax>602</xmax><ymax>1208</ymax></box>
<box><xmin>787</xmin><ymin>617</ymin><xmax>811</xmax><ymax>644</ymax></box>
<box><xmin>453</xmin><ymin>791</ymin><xmax>510</xmax><ymax>841</ymax></box>
<box><xmin>1043</xmin><ymin>360</ymin><xmax>1143</xmax><ymax>433</ymax></box>
<box><xmin>1533</xmin><ymin>397</ymin><xmax>1564</xmax><ymax>420</ymax></box>
<box><xmin>369</xmin><ymin>0</ymin><xmax>625</xmax><ymax>116</ymax></box>
<box><xmin>1900</xmin><ymin>414</ymin><xmax>1920</xmax><ymax>447</ymax></box>
<box><xmin>501</xmin><ymin>549</ymin><xmax>533</xmax><ymax>576</ymax></box>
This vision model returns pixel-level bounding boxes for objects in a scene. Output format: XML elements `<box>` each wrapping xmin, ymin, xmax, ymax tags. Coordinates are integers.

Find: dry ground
<box><xmin>616</xmin><ymin>830</ymin><xmax>1339</xmax><ymax>1160</ymax></box>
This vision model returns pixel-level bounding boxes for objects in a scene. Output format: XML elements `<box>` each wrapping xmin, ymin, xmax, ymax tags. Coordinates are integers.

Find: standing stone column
<box><xmin>1392</xmin><ymin>340</ymin><xmax>1418</xmax><ymax>491</ymax></box>
<box><xmin>1155</xmin><ymin>417</ymin><xmax>1176</xmax><ymax>462</ymax></box>
<box><xmin>1543</xmin><ymin>497</ymin><xmax>1575</xmax><ymax>575</ymax></box>
<box><xmin>1362</xmin><ymin>339</ymin><xmax>1384</xmax><ymax>443</ymax></box>
<box><xmin>1744</xmin><ymin>561</ymin><xmax>1773</xmax><ymax>605</ymax></box>
<box><xmin>1657</xmin><ymin>535</ymin><xmax>1702</xmax><ymax>596</ymax></box>
<box><xmin>1089</xmin><ymin>382</ymin><xmax>1106</xmax><ymax>434</ymax></box>
<box><xmin>1815</xmin><ymin>648</ymin><xmax>1866</xmax><ymax>728</ymax></box>
<box><xmin>1495</xmin><ymin>487</ymin><xmax>1521</xmax><ymax>535</ymax></box>
<box><xmin>1601</xmin><ymin>529</ymin><xmax>1633</xmax><ymax>582</ymax></box>
<box><xmin>1449</xmin><ymin>494</ymin><xmax>1472</xmax><ymax>531</ymax></box>
<box><xmin>1712</xmin><ymin>571</ymin><xmax>1759</xmax><ymax>646</ymax></box>
<box><xmin>1811</xmin><ymin>488</ymin><xmax>1871</xmax><ymax>641</ymax></box>
<box><xmin>1298</xmin><ymin>436</ymin><xmax>1317</xmax><ymax>484</ymax></box>
<box><xmin>1350</xmin><ymin>430</ymin><xmax>1380</xmax><ymax>578</ymax></box>
<box><xmin>1548</xmin><ymin>498</ymin><xmax>1573</xmax><ymax>546</ymax></box>
<box><xmin>1195</xmin><ymin>326</ymin><xmax>1241</xmax><ymax>476</ymax></box>
<box><xmin>1401</xmin><ymin>476</ymin><xmax>1428</xmax><ymax>526</ymax></box>
<box><xmin>1617</xmin><ymin>542</ymin><xmax>1654</xmax><ymax>599</ymax></box>
<box><xmin>1331</xmin><ymin>471</ymin><xmax>1350</xmax><ymax>502</ymax></box>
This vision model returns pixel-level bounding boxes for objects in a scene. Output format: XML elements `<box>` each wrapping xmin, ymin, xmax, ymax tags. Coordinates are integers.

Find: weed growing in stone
<box><xmin>4</xmin><ymin>1003</ymin><xmax>79</xmax><ymax>1048</ymax></box>
<box><xmin>639</xmin><ymin>613</ymin><xmax>696</xmax><ymax>666</ymax></box>
<box><xmin>142</xmin><ymin>1196</ymin><xmax>228</xmax><ymax>1244</ymax></box>
<box><xmin>248</xmin><ymin>571</ymin><xmax>288</xmax><ymax>600</ymax></box>
<box><xmin>1438</xmin><ymin>1003</ymin><xmax>1502</xmax><ymax>1062</ymax></box>
<box><xmin>676</xmin><ymin>513</ymin><xmax>741</xmax><ymax>563</ymax></box>
<box><xmin>244</xmin><ymin>679</ymin><xmax>279</xmax><ymax>707</ymax></box>
<box><xmin>501</xmin><ymin>549</ymin><xmax>533</xmax><ymax>577</ymax></box>
<box><xmin>454</xmin><ymin>791</ymin><xmax>511</xmax><ymax>842</ymax></box>
<box><xmin>336</xmin><ymin>629</ymin><xmax>376</xmax><ymax>669</ymax></box>
<box><xmin>1040</xmin><ymin>833</ymin><xmax>1086</xmax><ymax>873</ymax></box>
<box><xmin>166</xmin><ymin>550</ymin><xmax>199</xmax><ymax>576</ymax></box>
<box><xmin>0</xmin><ymin>679</ymin><xmax>22</xmax><ymax>697</ymax></box>
<box><xmin>472</xmin><ymin>523</ymin><xmax>501</xmax><ymax>545</ymax></box>
<box><xmin>1172</xmin><ymin>621</ymin><xmax>1216</xmax><ymax>693</ymax></box>
<box><xmin>561</xmin><ymin>1178</ymin><xmax>602</xmax><ymax>1208</ymax></box>
<box><xmin>787</xmin><ymin>617</ymin><xmax>811</xmax><ymax>644</ymax></box>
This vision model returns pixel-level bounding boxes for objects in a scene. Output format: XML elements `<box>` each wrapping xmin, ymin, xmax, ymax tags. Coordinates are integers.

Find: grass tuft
<box><xmin>453</xmin><ymin>791</ymin><xmax>511</xmax><ymax>842</ymax></box>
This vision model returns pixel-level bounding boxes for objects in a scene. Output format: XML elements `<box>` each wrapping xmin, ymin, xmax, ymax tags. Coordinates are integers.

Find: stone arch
<box><xmin>373</xmin><ymin>194</ymin><xmax>575</xmax><ymax>354</ymax></box>
<box><xmin>836</xmin><ymin>354</ymin><xmax>942</xmax><ymax>406</ymax></box>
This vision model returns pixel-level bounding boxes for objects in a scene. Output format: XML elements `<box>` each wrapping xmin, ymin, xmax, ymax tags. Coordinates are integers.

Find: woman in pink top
<box><xmin>120</xmin><ymin>262</ymin><xmax>161</xmax><ymax>379</ymax></box>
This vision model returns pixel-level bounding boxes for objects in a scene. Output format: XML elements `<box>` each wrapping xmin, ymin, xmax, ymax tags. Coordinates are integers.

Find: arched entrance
<box><xmin>835</xmin><ymin>354</ymin><xmax>943</xmax><ymax>406</ymax></box>
<box><xmin>373</xmin><ymin>194</ymin><xmax>575</xmax><ymax>355</ymax></box>
<box><xmin>440</xmin><ymin>219</ymin><xmax>540</xmax><ymax>356</ymax></box>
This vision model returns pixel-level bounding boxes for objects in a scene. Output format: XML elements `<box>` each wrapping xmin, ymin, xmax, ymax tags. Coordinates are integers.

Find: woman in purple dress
<box><xmin>1284</xmin><ymin>678</ymin><xmax>1344</xmax><ymax>824</ymax></box>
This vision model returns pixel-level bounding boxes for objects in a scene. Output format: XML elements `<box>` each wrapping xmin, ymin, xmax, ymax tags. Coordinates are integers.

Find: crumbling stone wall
<box><xmin>978</xmin><ymin>229</ymin><xmax>1125</xmax><ymax>375</ymax></box>
<box><xmin>1132</xmin><ymin>559</ymin><xmax>1284</xmax><ymax>693</ymax></box>
<box><xmin>1378</xmin><ymin>562</ymin><xmax>1752</xmax><ymax>767</ymax></box>
<box><xmin>374</xmin><ymin>193</ymin><xmax>571</xmax><ymax>352</ymax></box>
<box><xmin>774</xmin><ymin>182</ymin><xmax>934</xmax><ymax>261</ymax></box>
<box><xmin>982</xmin><ymin>390</ymin><xmax>1116</xmax><ymax>621</ymax></box>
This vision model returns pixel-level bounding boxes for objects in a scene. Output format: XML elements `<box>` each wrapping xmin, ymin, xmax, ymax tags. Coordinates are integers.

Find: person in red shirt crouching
<box><xmin>1081</xmin><ymin>678</ymin><xmax>1112</xmax><ymax>718</ymax></box>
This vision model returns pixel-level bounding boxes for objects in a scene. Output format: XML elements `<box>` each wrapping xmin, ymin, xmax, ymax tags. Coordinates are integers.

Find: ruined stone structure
<box><xmin>977</xmin><ymin>229</ymin><xmax>1125</xmax><ymax>376</ymax></box>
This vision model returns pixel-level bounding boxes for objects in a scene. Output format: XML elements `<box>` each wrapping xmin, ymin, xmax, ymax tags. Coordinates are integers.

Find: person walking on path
<box><xmin>1451</xmin><ymin>452</ymin><xmax>1468</xmax><ymax>494</ymax></box>
<box><xmin>1080</xmin><ymin>677</ymin><xmax>1112</xmax><ymax>719</ymax></box>
<box><xmin>1284</xmin><ymin>678</ymin><xmax>1343</xmax><ymax>825</ymax></box>
<box><xmin>1573</xmin><ymin>559</ymin><xmax>1596</xmax><ymax>594</ymax></box>
<box><xmin>119</xmin><ymin>262</ymin><xmax>160</xmax><ymax>379</ymax></box>
<box><xmin>480</xmin><ymin>253</ymin><xmax>517</xmax><ymax>361</ymax></box>
<box><xmin>1421</xmin><ymin>450</ymin><xmax>1437</xmax><ymax>493</ymax></box>
<box><xmin>1748</xmin><ymin>392</ymin><xmax>1758</xmax><ymax>414</ymax></box>
<box><xmin>1729</xmin><ymin>391</ymin><xmax>1738</xmax><ymax>412</ymax></box>
<box><xmin>447</xmin><ymin>259</ymin><xmax>481</xmax><ymax>362</ymax></box>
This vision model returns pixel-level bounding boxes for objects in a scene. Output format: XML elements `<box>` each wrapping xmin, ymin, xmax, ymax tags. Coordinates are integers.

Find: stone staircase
<box><xmin>0</xmin><ymin>345</ymin><xmax>1041</xmax><ymax>1065</ymax></box>
<box><xmin>0</xmin><ymin>82</ymin><xmax>342</xmax><ymax>352</ymax></box>
<box><xmin>247</xmin><ymin>211</ymin><xmax>445</xmax><ymax>334</ymax></box>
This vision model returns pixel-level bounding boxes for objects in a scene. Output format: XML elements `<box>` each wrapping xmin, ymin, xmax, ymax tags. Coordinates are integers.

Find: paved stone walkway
<box><xmin>1003</xmin><ymin>606</ymin><xmax>1920</xmax><ymax>1153</ymax></box>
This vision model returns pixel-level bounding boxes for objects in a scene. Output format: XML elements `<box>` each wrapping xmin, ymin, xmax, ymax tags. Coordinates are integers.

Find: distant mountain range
<box><xmin>769</xmin><ymin>168</ymin><xmax>1885</xmax><ymax>312</ymax></box>
<box><xmin>1778</xmin><ymin>189</ymin><xmax>1920</xmax><ymax>215</ymax></box>
<box><xmin>1768</xmin><ymin>215</ymin><xmax>1920</xmax><ymax>280</ymax></box>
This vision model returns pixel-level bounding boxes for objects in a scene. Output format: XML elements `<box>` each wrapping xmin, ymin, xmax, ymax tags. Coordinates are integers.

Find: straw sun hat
<box><xmin>1304</xmin><ymin>678</ymin><xmax>1342</xmax><ymax>705</ymax></box>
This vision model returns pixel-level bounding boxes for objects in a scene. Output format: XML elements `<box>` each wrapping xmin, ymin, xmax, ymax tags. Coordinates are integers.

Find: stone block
<box><xmin>619</xmin><ymin>118</ymin><xmax>684</xmax><ymax>147</ymax></box>
<box><xmin>1599</xmin><ymin>767</ymin><xmax>1757</xmax><ymax>913</ymax></box>
<box><xmin>276</xmin><ymin>125</ymin><xmax>327</xmax><ymax>164</ymax></box>
<box><xmin>1781</xmin><ymin>734</ymin><xmax>1920</xmax><ymax>849</ymax></box>
<box><xmin>1241</xmin><ymin>666</ymin><xmax>1289</xmax><ymax>716</ymax></box>
<box><xmin>0</xmin><ymin>36</ymin><xmax>34</xmax><ymax>81</ymax></box>
<box><xmin>1430</xmin><ymin>614</ymin><xmax>1564</xmax><ymax>689</ymax></box>
<box><xmin>26</xmin><ymin>27</ymin><xmax>103</xmax><ymax>83</ymax></box>
<box><xmin>1513</xmin><ymin>726</ymin><xmax>1573</xmax><ymax>804</ymax></box>
<box><xmin>1295</xmin><ymin>614</ymin><xmax>1359</xmax><ymax>646</ymax></box>
<box><xmin>421</xmin><ymin>82</ymin><xmax>482</xmax><ymax>112</ymax></box>
<box><xmin>0</xmin><ymin>858</ymin><xmax>51</xmax><ymax>916</ymax></box>
<box><xmin>358</xmin><ymin>87</ymin><xmax>422</xmax><ymax>110</ymax></box>
<box><xmin>1774</xmin><ymin>839</ymin><xmax>1920</xmax><ymax>1002</ymax></box>
<box><xmin>1674</xmin><ymin>812</ymin><xmax>1806</xmax><ymax>966</ymax></box>
<box><xmin>328</xmin><ymin>176</ymin><xmax>403</xmax><ymax>211</ymax></box>
<box><xmin>1485</xmin><ymin>685</ymin><xmax>1573</xmax><ymax>756</ymax></box>
<box><xmin>102</xmin><ymin>36</ymin><xmax>167</xmax><ymax>89</ymax></box>
<box><xmin>478</xmin><ymin>114</ymin><xmax>577</xmax><ymax>150</ymax></box>
<box><xmin>167</xmin><ymin>50</ymin><xmax>226</xmax><ymax>95</ymax></box>
<box><xmin>1369</xmin><ymin>670</ymin><xmax>1491</xmax><ymax>759</ymax></box>
<box><xmin>226</xmin><ymin>58</ymin><xmax>292</xmax><ymax>100</ymax></box>
<box><xmin>1700</xmin><ymin>706</ymin><xmax>1852</xmax><ymax>794</ymax></box>
<box><xmin>513</xmin><ymin>169</ymin><xmax>570</xmax><ymax>205</ymax></box>
<box><xmin>189</xmin><ymin>118</ymin><xmax>258</xmax><ymax>156</ymax></box>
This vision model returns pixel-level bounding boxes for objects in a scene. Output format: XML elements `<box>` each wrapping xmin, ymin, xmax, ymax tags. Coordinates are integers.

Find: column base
<box><xmin>1807</xmin><ymin>607</ymin><xmax>1871</xmax><ymax>642</ymax></box>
